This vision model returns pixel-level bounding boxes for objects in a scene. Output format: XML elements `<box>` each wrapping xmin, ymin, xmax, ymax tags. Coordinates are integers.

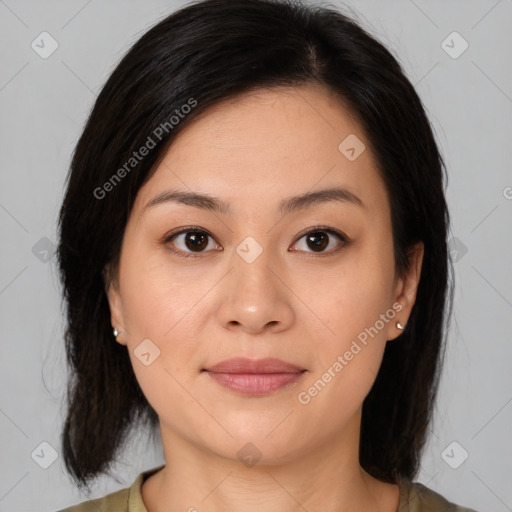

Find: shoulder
<box><xmin>56</xmin><ymin>486</ymin><xmax>129</xmax><ymax>512</ymax></box>
<box><xmin>56</xmin><ymin>464</ymin><xmax>165</xmax><ymax>512</ymax></box>
<box><xmin>400</xmin><ymin>481</ymin><xmax>479</xmax><ymax>512</ymax></box>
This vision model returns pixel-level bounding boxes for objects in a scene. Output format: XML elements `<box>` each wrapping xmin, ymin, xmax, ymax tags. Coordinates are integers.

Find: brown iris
<box><xmin>306</xmin><ymin>231</ymin><xmax>329</xmax><ymax>252</ymax></box>
<box><xmin>184</xmin><ymin>231</ymin><xmax>209</xmax><ymax>252</ymax></box>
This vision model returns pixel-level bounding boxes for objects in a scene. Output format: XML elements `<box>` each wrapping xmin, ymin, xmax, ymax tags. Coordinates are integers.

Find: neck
<box><xmin>141</xmin><ymin>413</ymin><xmax>400</xmax><ymax>512</ymax></box>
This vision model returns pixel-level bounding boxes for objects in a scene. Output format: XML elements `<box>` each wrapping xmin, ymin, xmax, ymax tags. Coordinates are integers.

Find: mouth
<box><xmin>202</xmin><ymin>357</ymin><xmax>307</xmax><ymax>396</ymax></box>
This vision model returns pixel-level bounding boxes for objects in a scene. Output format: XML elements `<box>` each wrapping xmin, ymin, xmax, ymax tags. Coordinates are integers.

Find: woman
<box><xmin>56</xmin><ymin>0</ymin><xmax>478</xmax><ymax>510</ymax></box>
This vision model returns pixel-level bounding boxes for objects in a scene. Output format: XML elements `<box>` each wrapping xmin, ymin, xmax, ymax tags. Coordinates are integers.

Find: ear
<box><xmin>103</xmin><ymin>265</ymin><xmax>127</xmax><ymax>346</ymax></box>
<box><xmin>386</xmin><ymin>241</ymin><xmax>424</xmax><ymax>341</ymax></box>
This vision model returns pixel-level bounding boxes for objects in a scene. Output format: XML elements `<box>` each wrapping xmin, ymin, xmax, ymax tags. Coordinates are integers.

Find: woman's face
<box><xmin>106</xmin><ymin>84</ymin><xmax>423</xmax><ymax>464</ymax></box>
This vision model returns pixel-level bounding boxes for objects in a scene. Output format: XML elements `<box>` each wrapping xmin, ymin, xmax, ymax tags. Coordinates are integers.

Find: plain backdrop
<box><xmin>0</xmin><ymin>0</ymin><xmax>511</xmax><ymax>511</ymax></box>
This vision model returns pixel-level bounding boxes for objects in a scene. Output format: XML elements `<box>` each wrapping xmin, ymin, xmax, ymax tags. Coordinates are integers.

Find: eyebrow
<box><xmin>138</xmin><ymin>186</ymin><xmax>364</xmax><ymax>221</ymax></box>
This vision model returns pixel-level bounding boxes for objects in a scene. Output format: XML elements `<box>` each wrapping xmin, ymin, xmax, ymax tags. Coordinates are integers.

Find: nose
<box><xmin>216</xmin><ymin>245</ymin><xmax>295</xmax><ymax>335</ymax></box>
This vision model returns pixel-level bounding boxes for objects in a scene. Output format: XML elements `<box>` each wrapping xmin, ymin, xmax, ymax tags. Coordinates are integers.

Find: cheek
<box><xmin>118</xmin><ymin>264</ymin><xmax>208</xmax><ymax>435</ymax></box>
<box><xmin>300</xmin><ymin>239</ymin><xmax>395</xmax><ymax>350</ymax></box>
<box><xmin>119</xmin><ymin>242</ymin><xmax>210</xmax><ymax>341</ymax></box>
<box><xmin>127</xmin><ymin>350</ymin><xmax>213</xmax><ymax>447</ymax></box>
<box><xmin>117</xmin><ymin>240</ymin><xmax>220</xmax><ymax>373</ymax></box>
<box><xmin>295</xmin><ymin>309</ymin><xmax>390</xmax><ymax>437</ymax></box>
<box><xmin>293</xmin><ymin>244</ymin><xmax>395</xmax><ymax>419</ymax></box>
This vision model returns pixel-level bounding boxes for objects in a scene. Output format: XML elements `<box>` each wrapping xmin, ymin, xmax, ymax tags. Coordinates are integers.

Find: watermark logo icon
<box><xmin>31</xmin><ymin>32</ymin><xmax>59</xmax><ymax>59</ymax></box>
<box><xmin>31</xmin><ymin>441</ymin><xmax>58</xmax><ymax>469</ymax></box>
<box><xmin>134</xmin><ymin>338</ymin><xmax>161</xmax><ymax>366</ymax></box>
<box><xmin>236</xmin><ymin>236</ymin><xmax>263</xmax><ymax>264</ymax></box>
<box><xmin>448</xmin><ymin>237</ymin><xmax>468</xmax><ymax>263</ymax></box>
<box><xmin>237</xmin><ymin>442</ymin><xmax>262</xmax><ymax>467</ymax></box>
<box><xmin>441</xmin><ymin>441</ymin><xmax>469</xmax><ymax>469</ymax></box>
<box><xmin>441</xmin><ymin>32</ymin><xmax>468</xmax><ymax>59</ymax></box>
<box><xmin>338</xmin><ymin>134</ymin><xmax>366</xmax><ymax>161</ymax></box>
<box><xmin>32</xmin><ymin>237</ymin><xmax>56</xmax><ymax>263</ymax></box>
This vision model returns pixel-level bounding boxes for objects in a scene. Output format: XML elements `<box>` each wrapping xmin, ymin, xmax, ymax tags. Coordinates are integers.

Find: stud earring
<box><xmin>396</xmin><ymin>322</ymin><xmax>404</xmax><ymax>330</ymax></box>
<box><xmin>113</xmin><ymin>327</ymin><xmax>119</xmax><ymax>338</ymax></box>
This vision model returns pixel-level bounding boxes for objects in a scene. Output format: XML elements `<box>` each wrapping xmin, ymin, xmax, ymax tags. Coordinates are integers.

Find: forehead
<box><xmin>133</xmin><ymin>84</ymin><xmax>388</xmax><ymax>219</ymax></box>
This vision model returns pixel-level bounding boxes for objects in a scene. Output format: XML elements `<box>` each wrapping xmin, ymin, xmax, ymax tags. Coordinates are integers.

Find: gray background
<box><xmin>0</xmin><ymin>0</ymin><xmax>511</xmax><ymax>511</ymax></box>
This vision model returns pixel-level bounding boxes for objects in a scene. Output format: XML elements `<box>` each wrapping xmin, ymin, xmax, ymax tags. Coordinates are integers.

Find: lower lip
<box><xmin>205</xmin><ymin>371</ymin><xmax>305</xmax><ymax>395</ymax></box>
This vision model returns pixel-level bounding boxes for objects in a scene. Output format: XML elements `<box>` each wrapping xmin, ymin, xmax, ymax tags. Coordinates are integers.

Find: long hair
<box><xmin>57</xmin><ymin>0</ymin><xmax>453</xmax><ymax>491</ymax></box>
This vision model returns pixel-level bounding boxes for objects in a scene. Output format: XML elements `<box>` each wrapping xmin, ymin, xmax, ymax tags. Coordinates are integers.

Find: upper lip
<box><xmin>203</xmin><ymin>357</ymin><xmax>305</xmax><ymax>374</ymax></box>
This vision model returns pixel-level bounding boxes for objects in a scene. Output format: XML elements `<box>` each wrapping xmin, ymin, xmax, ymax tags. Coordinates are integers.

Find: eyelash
<box><xmin>162</xmin><ymin>225</ymin><xmax>351</xmax><ymax>259</ymax></box>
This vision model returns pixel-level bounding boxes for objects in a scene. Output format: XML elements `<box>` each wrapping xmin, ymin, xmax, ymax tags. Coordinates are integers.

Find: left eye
<box><xmin>291</xmin><ymin>228</ymin><xmax>350</xmax><ymax>254</ymax></box>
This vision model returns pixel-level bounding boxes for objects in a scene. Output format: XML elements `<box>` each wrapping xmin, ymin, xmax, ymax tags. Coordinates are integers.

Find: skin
<box><xmin>106</xmin><ymin>83</ymin><xmax>424</xmax><ymax>512</ymax></box>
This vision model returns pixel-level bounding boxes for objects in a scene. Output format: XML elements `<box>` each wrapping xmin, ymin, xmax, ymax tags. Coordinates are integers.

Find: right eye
<box><xmin>164</xmin><ymin>228</ymin><xmax>222</xmax><ymax>258</ymax></box>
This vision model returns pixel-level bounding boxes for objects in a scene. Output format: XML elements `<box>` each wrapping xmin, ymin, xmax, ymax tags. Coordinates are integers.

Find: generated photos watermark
<box><xmin>297</xmin><ymin>301</ymin><xmax>403</xmax><ymax>405</ymax></box>
<box><xmin>93</xmin><ymin>98</ymin><xmax>198</xmax><ymax>200</ymax></box>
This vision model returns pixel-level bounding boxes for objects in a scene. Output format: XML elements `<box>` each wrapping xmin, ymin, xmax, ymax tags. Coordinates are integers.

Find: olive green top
<box><xmin>58</xmin><ymin>464</ymin><xmax>478</xmax><ymax>512</ymax></box>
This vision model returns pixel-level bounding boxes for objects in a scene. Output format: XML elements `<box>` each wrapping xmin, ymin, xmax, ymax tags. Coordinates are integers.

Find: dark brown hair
<box><xmin>57</xmin><ymin>0</ymin><xmax>453</xmax><ymax>492</ymax></box>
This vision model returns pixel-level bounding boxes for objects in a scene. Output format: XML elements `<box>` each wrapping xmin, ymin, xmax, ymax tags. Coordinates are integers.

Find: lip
<box><xmin>202</xmin><ymin>357</ymin><xmax>307</xmax><ymax>396</ymax></box>
<box><xmin>204</xmin><ymin>357</ymin><xmax>305</xmax><ymax>374</ymax></box>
